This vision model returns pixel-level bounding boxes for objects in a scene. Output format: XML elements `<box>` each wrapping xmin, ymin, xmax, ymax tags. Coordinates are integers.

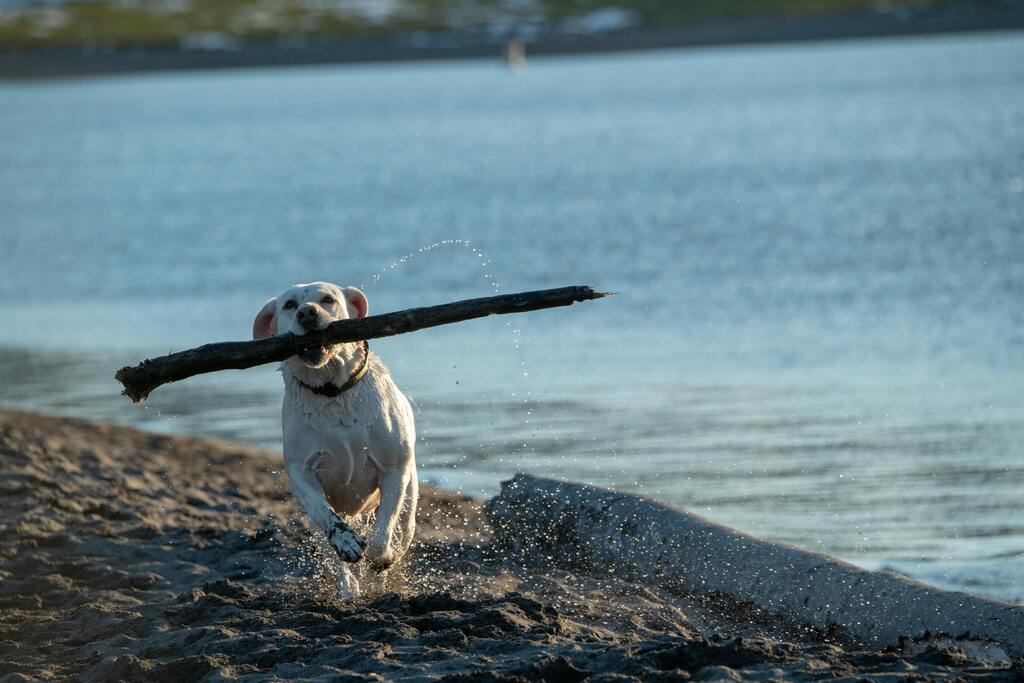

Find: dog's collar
<box><xmin>296</xmin><ymin>341</ymin><xmax>370</xmax><ymax>398</ymax></box>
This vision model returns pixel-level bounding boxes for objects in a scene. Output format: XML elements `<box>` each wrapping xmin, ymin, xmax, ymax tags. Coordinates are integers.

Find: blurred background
<box><xmin>1</xmin><ymin>1</ymin><xmax>1022</xmax><ymax>602</ymax></box>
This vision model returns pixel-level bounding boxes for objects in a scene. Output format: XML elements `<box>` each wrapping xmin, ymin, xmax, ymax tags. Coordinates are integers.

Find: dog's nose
<box><xmin>296</xmin><ymin>305</ymin><xmax>320</xmax><ymax>330</ymax></box>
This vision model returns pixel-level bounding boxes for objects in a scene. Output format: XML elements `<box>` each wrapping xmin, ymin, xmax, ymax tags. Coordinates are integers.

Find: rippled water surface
<box><xmin>1</xmin><ymin>33</ymin><xmax>1022</xmax><ymax>601</ymax></box>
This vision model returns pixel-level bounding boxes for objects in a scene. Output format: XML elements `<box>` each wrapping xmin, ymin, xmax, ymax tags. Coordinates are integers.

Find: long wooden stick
<box><xmin>115</xmin><ymin>285</ymin><xmax>611</xmax><ymax>403</ymax></box>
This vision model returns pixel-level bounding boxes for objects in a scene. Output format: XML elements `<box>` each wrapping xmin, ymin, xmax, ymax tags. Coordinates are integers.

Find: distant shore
<box><xmin>2</xmin><ymin>2</ymin><xmax>1023</xmax><ymax>79</ymax></box>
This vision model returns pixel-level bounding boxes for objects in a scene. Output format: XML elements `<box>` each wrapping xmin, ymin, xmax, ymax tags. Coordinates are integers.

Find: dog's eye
<box><xmin>320</xmin><ymin>296</ymin><xmax>336</xmax><ymax>305</ymax></box>
<box><xmin>282</xmin><ymin>300</ymin><xmax>297</xmax><ymax>310</ymax></box>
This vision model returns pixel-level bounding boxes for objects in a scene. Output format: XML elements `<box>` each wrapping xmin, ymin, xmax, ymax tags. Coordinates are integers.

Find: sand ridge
<box><xmin>0</xmin><ymin>409</ymin><xmax>1018</xmax><ymax>681</ymax></box>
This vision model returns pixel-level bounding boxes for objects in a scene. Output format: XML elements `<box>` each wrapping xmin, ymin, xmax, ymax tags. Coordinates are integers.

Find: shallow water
<box><xmin>1</xmin><ymin>32</ymin><xmax>1022</xmax><ymax>601</ymax></box>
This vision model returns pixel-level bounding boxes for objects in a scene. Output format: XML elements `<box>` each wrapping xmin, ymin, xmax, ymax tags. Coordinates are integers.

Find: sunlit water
<box><xmin>1</xmin><ymin>32</ymin><xmax>1022</xmax><ymax>602</ymax></box>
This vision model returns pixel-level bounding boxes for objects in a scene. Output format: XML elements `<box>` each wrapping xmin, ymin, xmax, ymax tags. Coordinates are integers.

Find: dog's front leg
<box><xmin>286</xmin><ymin>454</ymin><xmax>366</xmax><ymax>563</ymax></box>
<box><xmin>364</xmin><ymin>468</ymin><xmax>409</xmax><ymax>571</ymax></box>
<box><xmin>395</xmin><ymin>471</ymin><xmax>418</xmax><ymax>559</ymax></box>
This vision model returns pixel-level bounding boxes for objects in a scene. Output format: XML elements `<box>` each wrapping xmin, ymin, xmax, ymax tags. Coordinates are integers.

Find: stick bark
<box><xmin>115</xmin><ymin>285</ymin><xmax>610</xmax><ymax>403</ymax></box>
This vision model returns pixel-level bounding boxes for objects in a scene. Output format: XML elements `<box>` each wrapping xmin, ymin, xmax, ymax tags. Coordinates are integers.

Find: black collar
<box><xmin>296</xmin><ymin>341</ymin><xmax>370</xmax><ymax>397</ymax></box>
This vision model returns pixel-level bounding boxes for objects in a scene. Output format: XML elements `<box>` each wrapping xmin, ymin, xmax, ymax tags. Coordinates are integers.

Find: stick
<box><xmin>115</xmin><ymin>285</ymin><xmax>611</xmax><ymax>403</ymax></box>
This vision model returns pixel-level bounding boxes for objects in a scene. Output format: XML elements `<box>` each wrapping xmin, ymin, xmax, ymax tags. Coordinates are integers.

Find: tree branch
<box><xmin>115</xmin><ymin>285</ymin><xmax>611</xmax><ymax>403</ymax></box>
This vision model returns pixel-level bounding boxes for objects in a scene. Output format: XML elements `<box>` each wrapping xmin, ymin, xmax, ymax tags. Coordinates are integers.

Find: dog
<box><xmin>253</xmin><ymin>281</ymin><xmax>417</xmax><ymax>598</ymax></box>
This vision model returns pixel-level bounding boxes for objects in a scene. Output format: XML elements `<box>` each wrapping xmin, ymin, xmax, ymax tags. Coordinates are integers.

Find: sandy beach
<box><xmin>0</xmin><ymin>407</ymin><xmax>1019</xmax><ymax>681</ymax></box>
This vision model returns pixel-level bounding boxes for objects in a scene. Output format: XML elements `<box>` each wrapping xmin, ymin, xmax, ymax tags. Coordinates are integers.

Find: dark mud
<box><xmin>1</xmin><ymin>409</ymin><xmax>1019</xmax><ymax>681</ymax></box>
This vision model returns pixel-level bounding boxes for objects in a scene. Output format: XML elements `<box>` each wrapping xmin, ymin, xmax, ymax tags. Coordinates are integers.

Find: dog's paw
<box><xmin>364</xmin><ymin>544</ymin><xmax>398</xmax><ymax>573</ymax></box>
<box><xmin>328</xmin><ymin>522</ymin><xmax>366</xmax><ymax>563</ymax></box>
<box><xmin>368</xmin><ymin>555</ymin><xmax>394</xmax><ymax>573</ymax></box>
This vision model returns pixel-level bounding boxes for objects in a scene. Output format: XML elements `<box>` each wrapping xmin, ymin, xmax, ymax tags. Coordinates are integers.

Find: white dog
<box><xmin>253</xmin><ymin>282</ymin><xmax>417</xmax><ymax>598</ymax></box>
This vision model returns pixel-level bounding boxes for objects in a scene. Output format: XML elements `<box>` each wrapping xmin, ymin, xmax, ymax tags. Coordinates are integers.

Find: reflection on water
<box><xmin>1</xmin><ymin>32</ymin><xmax>1022</xmax><ymax>602</ymax></box>
<box><xmin>1</xmin><ymin>347</ymin><xmax>1020</xmax><ymax>603</ymax></box>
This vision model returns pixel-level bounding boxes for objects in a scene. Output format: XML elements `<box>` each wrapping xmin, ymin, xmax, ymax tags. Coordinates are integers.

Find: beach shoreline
<box><xmin>1</xmin><ymin>407</ymin><xmax>1020</xmax><ymax>680</ymax></box>
<box><xmin>2</xmin><ymin>2</ymin><xmax>1023</xmax><ymax>79</ymax></box>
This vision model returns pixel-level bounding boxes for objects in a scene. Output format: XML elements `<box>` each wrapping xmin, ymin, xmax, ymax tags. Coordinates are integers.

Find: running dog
<box><xmin>253</xmin><ymin>281</ymin><xmax>417</xmax><ymax>598</ymax></box>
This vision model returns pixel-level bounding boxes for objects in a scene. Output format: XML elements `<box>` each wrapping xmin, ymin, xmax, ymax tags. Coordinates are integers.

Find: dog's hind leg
<box><xmin>337</xmin><ymin>564</ymin><xmax>360</xmax><ymax>600</ymax></box>
<box><xmin>286</xmin><ymin>454</ymin><xmax>366</xmax><ymax>564</ymax></box>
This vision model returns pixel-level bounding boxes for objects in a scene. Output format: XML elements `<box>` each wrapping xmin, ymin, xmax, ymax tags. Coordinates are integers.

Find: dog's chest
<box><xmin>289</xmin><ymin>385</ymin><xmax>378</xmax><ymax>430</ymax></box>
<box><xmin>282</xmin><ymin>379</ymin><xmax>396</xmax><ymax>467</ymax></box>
<box><xmin>283</xmin><ymin>404</ymin><xmax>380</xmax><ymax>495</ymax></box>
<box><xmin>296</xmin><ymin>422</ymin><xmax>381</xmax><ymax>515</ymax></box>
<box><xmin>280</xmin><ymin>364</ymin><xmax>413</xmax><ymax>480</ymax></box>
<box><xmin>286</xmin><ymin>396</ymin><xmax>374</xmax><ymax>451</ymax></box>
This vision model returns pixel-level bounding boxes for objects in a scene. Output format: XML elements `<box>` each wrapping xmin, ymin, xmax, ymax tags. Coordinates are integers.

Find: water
<box><xmin>1</xmin><ymin>32</ymin><xmax>1022</xmax><ymax>602</ymax></box>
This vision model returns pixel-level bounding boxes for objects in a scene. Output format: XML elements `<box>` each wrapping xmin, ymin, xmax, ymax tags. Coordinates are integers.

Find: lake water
<box><xmin>1</xmin><ymin>32</ymin><xmax>1022</xmax><ymax>602</ymax></box>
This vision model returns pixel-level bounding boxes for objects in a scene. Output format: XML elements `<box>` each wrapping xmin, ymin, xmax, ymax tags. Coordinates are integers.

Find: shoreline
<box><xmin>2</xmin><ymin>3</ymin><xmax>1023</xmax><ymax>79</ymax></box>
<box><xmin>1</xmin><ymin>407</ymin><xmax>1020</xmax><ymax>680</ymax></box>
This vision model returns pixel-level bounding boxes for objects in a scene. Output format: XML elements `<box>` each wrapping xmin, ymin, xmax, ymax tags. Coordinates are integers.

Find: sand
<box><xmin>0</xmin><ymin>408</ymin><xmax>1019</xmax><ymax>681</ymax></box>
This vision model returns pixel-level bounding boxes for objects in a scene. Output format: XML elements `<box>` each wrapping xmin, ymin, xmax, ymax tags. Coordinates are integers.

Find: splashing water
<box><xmin>364</xmin><ymin>239</ymin><xmax>502</xmax><ymax>295</ymax></box>
<box><xmin>361</xmin><ymin>240</ymin><xmax>538</xmax><ymax>500</ymax></box>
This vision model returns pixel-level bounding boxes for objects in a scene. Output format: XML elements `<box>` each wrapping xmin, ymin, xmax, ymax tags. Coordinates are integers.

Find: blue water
<box><xmin>1</xmin><ymin>32</ymin><xmax>1022</xmax><ymax>602</ymax></box>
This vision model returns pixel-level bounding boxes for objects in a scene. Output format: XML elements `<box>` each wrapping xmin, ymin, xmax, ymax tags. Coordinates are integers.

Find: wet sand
<box><xmin>0</xmin><ymin>408</ymin><xmax>1019</xmax><ymax>681</ymax></box>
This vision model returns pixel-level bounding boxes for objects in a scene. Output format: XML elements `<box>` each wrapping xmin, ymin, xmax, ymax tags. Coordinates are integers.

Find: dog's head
<box><xmin>253</xmin><ymin>281</ymin><xmax>368</xmax><ymax>368</ymax></box>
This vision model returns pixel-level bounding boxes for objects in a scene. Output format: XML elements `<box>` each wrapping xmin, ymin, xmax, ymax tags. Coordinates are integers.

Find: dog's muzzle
<box><xmin>296</xmin><ymin>305</ymin><xmax>321</xmax><ymax>332</ymax></box>
<box><xmin>298</xmin><ymin>344</ymin><xmax>332</xmax><ymax>366</ymax></box>
<box><xmin>294</xmin><ymin>305</ymin><xmax>331</xmax><ymax>365</ymax></box>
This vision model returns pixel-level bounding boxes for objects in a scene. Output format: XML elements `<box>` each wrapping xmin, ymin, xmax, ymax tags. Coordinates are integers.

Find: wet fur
<box><xmin>255</xmin><ymin>282</ymin><xmax>418</xmax><ymax>599</ymax></box>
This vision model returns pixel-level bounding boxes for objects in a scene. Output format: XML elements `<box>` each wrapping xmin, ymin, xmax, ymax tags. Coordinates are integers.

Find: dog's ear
<box><xmin>252</xmin><ymin>298</ymin><xmax>278</xmax><ymax>340</ymax></box>
<box><xmin>342</xmin><ymin>287</ymin><xmax>368</xmax><ymax>319</ymax></box>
